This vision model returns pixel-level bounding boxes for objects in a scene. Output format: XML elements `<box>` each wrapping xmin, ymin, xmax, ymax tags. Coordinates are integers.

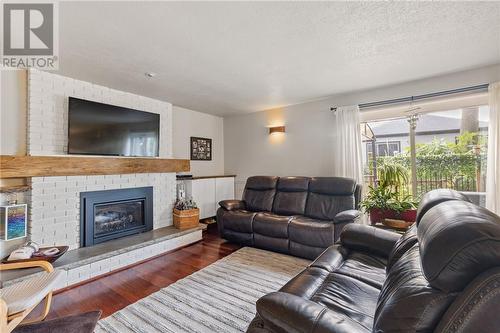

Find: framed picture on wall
<box><xmin>190</xmin><ymin>137</ymin><xmax>212</xmax><ymax>161</ymax></box>
<box><xmin>0</xmin><ymin>204</ymin><xmax>28</xmax><ymax>241</ymax></box>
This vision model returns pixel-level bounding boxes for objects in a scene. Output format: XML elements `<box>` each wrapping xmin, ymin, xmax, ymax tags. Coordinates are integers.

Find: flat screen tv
<box><xmin>68</xmin><ymin>97</ymin><xmax>160</xmax><ymax>157</ymax></box>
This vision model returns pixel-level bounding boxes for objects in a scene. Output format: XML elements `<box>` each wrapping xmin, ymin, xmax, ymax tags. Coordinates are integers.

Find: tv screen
<box><xmin>68</xmin><ymin>97</ymin><xmax>160</xmax><ymax>157</ymax></box>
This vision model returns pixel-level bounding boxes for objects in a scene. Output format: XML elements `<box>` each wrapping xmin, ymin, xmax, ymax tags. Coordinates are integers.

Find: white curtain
<box><xmin>486</xmin><ymin>82</ymin><xmax>500</xmax><ymax>214</ymax></box>
<box><xmin>332</xmin><ymin>105</ymin><xmax>363</xmax><ymax>184</ymax></box>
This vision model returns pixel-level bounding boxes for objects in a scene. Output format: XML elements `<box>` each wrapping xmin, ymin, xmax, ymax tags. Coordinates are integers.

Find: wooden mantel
<box><xmin>0</xmin><ymin>155</ymin><xmax>190</xmax><ymax>178</ymax></box>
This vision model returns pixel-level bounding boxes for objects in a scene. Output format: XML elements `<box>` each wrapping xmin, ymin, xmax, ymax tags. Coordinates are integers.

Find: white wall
<box><xmin>173</xmin><ymin>106</ymin><xmax>224</xmax><ymax>176</ymax></box>
<box><xmin>0</xmin><ymin>70</ymin><xmax>28</xmax><ymax>256</ymax></box>
<box><xmin>0</xmin><ymin>70</ymin><xmax>28</xmax><ymax>187</ymax></box>
<box><xmin>224</xmin><ymin>64</ymin><xmax>500</xmax><ymax>198</ymax></box>
<box><xmin>1</xmin><ymin>70</ymin><xmax>27</xmax><ymax>156</ymax></box>
<box><xmin>28</xmin><ymin>70</ymin><xmax>172</xmax><ymax>157</ymax></box>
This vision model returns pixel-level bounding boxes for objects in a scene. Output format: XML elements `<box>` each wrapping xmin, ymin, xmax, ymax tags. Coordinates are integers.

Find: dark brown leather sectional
<box><xmin>247</xmin><ymin>189</ymin><xmax>500</xmax><ymax>333</ymax></box>
<box><xmin>217</xmin><ymin>176</ymin><xmax>362</xmax><ymax>259</ymax></box>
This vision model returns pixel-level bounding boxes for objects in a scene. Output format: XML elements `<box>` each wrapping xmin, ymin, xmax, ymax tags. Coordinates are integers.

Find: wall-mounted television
<box><xmin>68</xmin><ymin>97</ymin><xmax>160</xmax><ymax>157</ymax></box>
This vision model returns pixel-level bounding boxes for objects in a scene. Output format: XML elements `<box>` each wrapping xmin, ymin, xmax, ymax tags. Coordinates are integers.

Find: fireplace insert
<box><xmin>80</xmin><ymin>187</ymin><xmax>153</xmax><ymax>247</ymax></box>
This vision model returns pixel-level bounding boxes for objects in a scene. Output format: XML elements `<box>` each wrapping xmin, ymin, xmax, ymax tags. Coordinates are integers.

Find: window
<box><xmin>414</xmin><ymin>106</ymin><xmax>489</xmax><ymax>199</ymax></box>
<box><xmin>362</xmin><ymin>104</ymin><xmax>489</xmax><ymax>204</ymax></box>
<box><xmin>362</xmin><ymin>118</ymin><xmax>410</xmax><ymax>196</ymax></box>
<box><xmin>366</xmin><ymin>141</ymin><xmax>401</xmax><ymax>159</ymax></box>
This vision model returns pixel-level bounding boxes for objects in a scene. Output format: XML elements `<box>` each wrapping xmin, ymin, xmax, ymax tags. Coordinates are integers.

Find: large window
<box><xmin>362</xmin><ymin>105</ymin><xmax>489</xmax><ymax>204</ymax></box>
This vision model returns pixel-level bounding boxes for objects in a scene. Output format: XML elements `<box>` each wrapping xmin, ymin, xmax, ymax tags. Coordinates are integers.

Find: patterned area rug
<box><xmin>95</xmin><ymin>247</ymin><xmax>310</xmax><ymax>333</ymax></box>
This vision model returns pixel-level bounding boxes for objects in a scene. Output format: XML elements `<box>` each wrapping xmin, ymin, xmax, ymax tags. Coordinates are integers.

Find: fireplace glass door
<box><xmin>94</xmin><ymin>200</ymin><xmax>145</xmax><ymax>237</ymax></box>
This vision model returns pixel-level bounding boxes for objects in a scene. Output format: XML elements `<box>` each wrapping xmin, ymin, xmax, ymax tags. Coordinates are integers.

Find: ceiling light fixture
<box><xmin>145</xmin><ymin>72</ymin><xmax>157</xmax><ymax>78</ymax></box>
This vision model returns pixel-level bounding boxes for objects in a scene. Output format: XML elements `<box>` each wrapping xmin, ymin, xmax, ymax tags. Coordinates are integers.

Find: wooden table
<box><xmin>372</xmin><ymin>222</ymin><xmax>409</xmax><ymax>234</ymax></box>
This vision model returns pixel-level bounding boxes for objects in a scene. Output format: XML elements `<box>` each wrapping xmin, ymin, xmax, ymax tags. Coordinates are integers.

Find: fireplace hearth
<box><xmin>80</xmin><ymin>187</ymin><xmax>153</xmax><ymax>247</ymax></box>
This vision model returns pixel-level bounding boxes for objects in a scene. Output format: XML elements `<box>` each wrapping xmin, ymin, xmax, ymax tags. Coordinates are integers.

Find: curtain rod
<box><xmin>330</xmin><ymin>83</ymin><xmax>489</xmax><ymax>111</ymax></box>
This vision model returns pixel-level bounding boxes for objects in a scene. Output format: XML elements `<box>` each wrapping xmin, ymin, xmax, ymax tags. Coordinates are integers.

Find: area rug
<box><xmin>94</xmin><ymin>247</ymin><xmax>310</xmax><ymax>333</ymax></box>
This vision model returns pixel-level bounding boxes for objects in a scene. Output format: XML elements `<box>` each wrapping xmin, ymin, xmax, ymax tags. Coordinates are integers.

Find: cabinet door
<box><xmin>215</xmin><ymin>177</ymin><xmax>235</xmax><ymax>210</ymax></box>
<box><xmin>192</xmin><ymin>178</ymin><xmax>216</xmax><ymax>219</ymax></box>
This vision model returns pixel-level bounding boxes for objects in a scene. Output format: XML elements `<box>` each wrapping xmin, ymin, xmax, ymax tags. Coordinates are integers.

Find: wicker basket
<box><xmin>173</xmin><ymin>208</ymin><xmax>200</xmax><ymax>230</ymax></box>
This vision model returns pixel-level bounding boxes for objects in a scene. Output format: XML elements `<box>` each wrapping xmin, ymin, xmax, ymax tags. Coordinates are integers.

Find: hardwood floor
<box><xmin>32</xmin><ymin>226</ymin><xmax>241</xmax><ymax>321</ymax></box>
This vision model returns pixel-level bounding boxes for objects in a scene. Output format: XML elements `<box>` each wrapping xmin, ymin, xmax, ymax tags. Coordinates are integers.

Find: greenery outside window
<box><xmin>362</xmin><ymin>105</ymin><xmax>489</xmax><ymax>205</ymax></box>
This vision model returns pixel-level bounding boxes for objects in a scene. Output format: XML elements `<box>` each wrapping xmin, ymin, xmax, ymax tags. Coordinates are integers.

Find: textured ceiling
<box><xmin>57</xmin><ymin>1</ymin><xmax>500</xmax><ymax>116</ymax></box>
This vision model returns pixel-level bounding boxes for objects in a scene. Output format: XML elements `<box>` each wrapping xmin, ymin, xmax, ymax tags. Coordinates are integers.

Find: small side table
<box><xmin>372</xmin><ymin>222</ymin><xmax>408</xmax><ymax>235</ymax></box>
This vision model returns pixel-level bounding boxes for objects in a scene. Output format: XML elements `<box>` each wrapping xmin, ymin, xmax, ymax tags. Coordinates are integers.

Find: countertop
<box><xmin>177</xmin><ymin>175</ymin><xmax>236</xmax><ymax>180</ymax></box>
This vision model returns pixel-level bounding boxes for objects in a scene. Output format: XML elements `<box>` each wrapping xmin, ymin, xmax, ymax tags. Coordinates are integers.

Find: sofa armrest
<box><xmin>257</xmin><ymin>292</ymin><xmax>367</xmax><ymax>333</ymax></box>
<box><xmin>340</xmin><ymin>223</ymin><xmax>400</xmax><ymax>258</ymax></box>
<box><xmin>218</xmin><ymin>199</ymin><xmax>246</xmax><ymax>211</ymax></box>
<box><xmin>333</xmin><ymin>209</ymin><xmax>360</xmax><ymax>224</ymax></box>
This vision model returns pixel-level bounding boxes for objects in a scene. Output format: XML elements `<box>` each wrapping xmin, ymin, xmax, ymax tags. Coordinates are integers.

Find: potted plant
<box><xmin>173</xmin><ymin>198</ymin><xmax>199</xmax><ymax>230</ymax></box>
<box><xmin>360</xmin><ymin>186</ymin><xmax>418</xmax><ymax>225</ymax></box>
<box><xmin>360</xmin><ymin>160</ymin><xmax>418</xmax><ymax>225</ymax></box>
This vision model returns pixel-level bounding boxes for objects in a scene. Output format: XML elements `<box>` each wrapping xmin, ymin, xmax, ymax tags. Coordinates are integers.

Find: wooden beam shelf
<box><xmin>0</xmin><ymin>155</ymin><xmax>190</xmax><ymax>179</ymax></box>
<box><xmin>0</xmin><ymin>185</ymin><xmax>31</xmax><ymax>193</ymax></box>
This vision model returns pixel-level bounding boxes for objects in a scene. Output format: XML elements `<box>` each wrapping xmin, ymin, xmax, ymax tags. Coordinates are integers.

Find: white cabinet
<box><xmin>215</xmin><ymin>177</ymin><xmax>235</xmax><ymax>207</ymax></box>
<box><xmin>183</xmin><ymin>176</ymin><xmax>235</xmax><ymax>219</ymax></box>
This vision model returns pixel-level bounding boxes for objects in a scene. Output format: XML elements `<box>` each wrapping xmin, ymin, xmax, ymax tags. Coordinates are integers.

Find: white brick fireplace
<box><xmin>29</xmin><ymin>173</ymin><xmax>176</xmax><ymax>249</ymax></box>
<box><xmin>1</xmin><ymin>70</ymin><xmax>202</xmax><ymax>290</ymax></box>
<box><xmin>26</xmin><ymin>70</ymin><xmax>177</xmax><ymax>250</ymax></box>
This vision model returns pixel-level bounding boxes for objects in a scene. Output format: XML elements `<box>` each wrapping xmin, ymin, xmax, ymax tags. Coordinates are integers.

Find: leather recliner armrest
<box><xmin>333</xmin><ymin>209</ymin><xmax>361</xmax><ymax>224</ymax></box>
<box><xmin>257</xmin><ymin>292</ymin><xmax>367</xmax><ymax>333</ymax></box>
<box><xmin>218</xmin><ymin>200</ymin><xmax>246</xmax><ymax>211</ymax></box>
<box><xmin>340</xmin><ymin>223</ymin><xmax>400</xmax><ymax>258</ymax></box>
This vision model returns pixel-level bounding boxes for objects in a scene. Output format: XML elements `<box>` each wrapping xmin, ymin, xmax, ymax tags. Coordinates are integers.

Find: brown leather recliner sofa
<box><xmin>247</xmin><ymin>189</ymin><xmax>500</xmax><ymax>333</ymax></box>
<box><xmin>217</xmin><ymin>176</ymin><xmax>362</xmax><ymax>260</ymax></box>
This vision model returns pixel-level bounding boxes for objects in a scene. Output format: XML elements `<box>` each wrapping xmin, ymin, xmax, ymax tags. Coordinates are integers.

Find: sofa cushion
<box><xmin>374</xmin><ymin>244</ymin><xmax>456</xmax><ymax>332</ymax></box>
<box><xmin>256</xmin><ymin>292</ymin><xmax>372</xmax><ymax>333</ymax></box>
<box><xmin>246</xmin><ymin>175</ymin><xmax>279</xmax><ymax>190</ymax></box>
<box><xmin>308</xmin><ymin>177</ymin><xmax>357</xmax><ymax>195</ymax></box>
<box><xmin>277</xmin><ymin>177</ymin><xmax>310</xmax><ymax>191</ymax></box>
<box><xmin>304</xmin><ymin>178</ymin><xmax>356</xmax><ymax>220</ymax></box>
<box><xmin>272</xmin><ymin>177</ymin><xmax>309</xmax><ymax>216</ymax></box>
<box><xmin>305</xmin><ymin>193</ymin><xmax>355</xmax><ymax>220</ymax></box>
<box><xmin>254</xmin><ymin>234</ymin><xmax>289</xmax><ymax>254</ymax></box>
<box><xmin>289</xmin><ymin>216</ymin><xmax>335</xmax><ymax>248</ymax></box>
<box><xmin>311</xmin><ymin>273</ymin><xmax>380</xmax><ymax>331</ymax></box>
<box><xmin>289</xmin><ymin>241</ymin><xmax>328</xmax><ymax>260</ymax></box>
<box><xmin>222</xmin><ymin>210</ymin><xmax>256</xmax><ymax>233</ymax></box>
<box><xmin>416</xmin><ymin>188</ymin><xmax>471</xmax><ymax>224</ymax></box>
<box><xmin>253</xmin><ymin>213</ymin><xmax>291</xmax><ymax>238</ymax></box>
<box><xmin>273</xmin><ymin>190</ymin><xmax>308</xmax><ymax>215</ymax></box>
<box><xmin>418</xmin><ymin>200</ymin><xmax>500</xmax><ymax>292</ymax></box>
<box><xmin>221</xmin><ymin>229</ymin><xmax>253</xmax><ymax>246</ymax></box>
<box><xmin>336</xmin><ymin>252</ymin><xmax>387</xmax><ymax>289</ymax></box>
<box><xmin>243</xmin><ymin>176</ymin><xmax>278</xmax><ymax>212</ymax></box>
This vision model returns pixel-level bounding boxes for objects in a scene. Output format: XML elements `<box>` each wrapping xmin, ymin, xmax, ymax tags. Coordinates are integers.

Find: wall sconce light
<box><xmin>269</xmin><ymin>126</ymin><xmax>285</xmax><ymax>134</ymax></box>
